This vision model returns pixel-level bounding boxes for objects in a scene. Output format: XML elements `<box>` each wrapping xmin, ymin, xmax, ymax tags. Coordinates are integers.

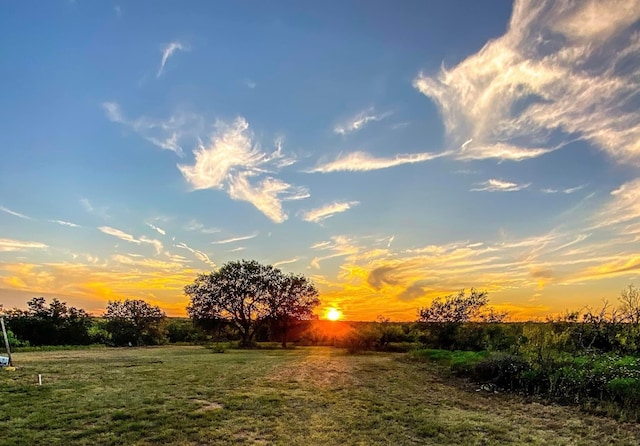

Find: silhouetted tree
<box><xmin>104</xmin><ymin>299</ymin><xmax>166</xmax><ymax>346</ymax></box>
<box><xmin>417</xmin><ymin>289</ymin><xmax>506</xmax><ymax>349</ymax></box>
<box><xmin>6</xmin><ymin>297</ymin><xmax>93</xmax><ymax>346</ymax></box>
<box><xmin>185</xmin><ymin>260</ymin><xmax>320</xmax><ymax>347</ymax></box>
<box><xmin>619</xmin><ymin>284</ymin><xmax>640</xmax><ymax>324</ymax></box>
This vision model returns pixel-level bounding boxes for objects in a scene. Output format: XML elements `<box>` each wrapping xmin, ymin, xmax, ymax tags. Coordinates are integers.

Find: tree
<box><xmin>418</xmin><ymin>288</ymin><xmax>493</xmax><ymax>323</ymax></box>
<box><xmin>185</xmin><ymin>260</ymin><xmax>320</xmax><ymax>348</ymax></box>
<box><xmin>104</xmin><ymin>299</ymin><xmax>166</xmax><ymax>346</ymax></box>
<box><xmin>268</xmin><ymin>273</ymin><xmax>319</xmax><ymax>347</ymax></box>
<box><xmin>619</xmin><ymin>284</ymin><xmax>640</xmax><ymax>324</ymax></box>
<box><xmin>417</xmin><ymin>289</ymin><xmax>506</xmax><ymax>349</ymax></box>
<box><xmin>6</xmin><ymin>297</ymin><xmax>93</xmax><ymax>346</ymax></box>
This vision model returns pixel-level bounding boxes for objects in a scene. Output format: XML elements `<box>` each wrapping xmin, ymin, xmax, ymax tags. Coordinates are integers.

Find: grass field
<box><xmin>1</xmin><ymin>346</ymin><xmax>639</xmax><ymax>445</ymax></box>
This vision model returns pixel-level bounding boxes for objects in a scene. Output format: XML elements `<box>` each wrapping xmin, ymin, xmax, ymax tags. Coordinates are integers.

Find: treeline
<box><xmin>4</xmin><ymin>297</ymin><xmax>205</xmax><ymax>348</ymax></box>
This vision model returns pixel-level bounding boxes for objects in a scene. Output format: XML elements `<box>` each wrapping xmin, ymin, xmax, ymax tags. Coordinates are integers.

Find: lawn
<box><xmin>1</xmin><ymin>346</ymin><xmax>639</xmax><ymax>445</ymax></box>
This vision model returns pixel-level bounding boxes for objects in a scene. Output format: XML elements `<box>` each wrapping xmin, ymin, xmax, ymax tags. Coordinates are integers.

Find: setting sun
<box><xmin>326</xmin><ymin>308</ymin><xmax>341</xmax><ymax>321</ymax></box>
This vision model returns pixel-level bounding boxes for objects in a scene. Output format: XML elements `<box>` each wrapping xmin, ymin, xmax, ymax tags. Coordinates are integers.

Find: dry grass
<box><xmin>0</xmin><ymin>346</ymin><xmax>638</xmax><ymax>445</ymax></box>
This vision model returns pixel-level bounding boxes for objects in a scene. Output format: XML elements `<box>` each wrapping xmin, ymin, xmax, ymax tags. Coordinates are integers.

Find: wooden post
<box><xmin>0</xmin><ymin>317</ymin><xmax>13</xmax><ymax>367</ymax></box>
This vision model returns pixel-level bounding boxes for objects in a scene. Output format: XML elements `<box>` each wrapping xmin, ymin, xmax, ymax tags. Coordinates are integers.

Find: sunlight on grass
<box><xmin>0</xmin><ymin>346</ymin><xmax>638</xmax><ymax>445</ymax></box>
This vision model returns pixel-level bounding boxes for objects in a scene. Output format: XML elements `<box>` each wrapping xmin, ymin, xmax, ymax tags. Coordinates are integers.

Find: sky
<box><xmin>1</xmin><ymin>0</ymin><xmax>639</xmax><ymax>321</ymax></box>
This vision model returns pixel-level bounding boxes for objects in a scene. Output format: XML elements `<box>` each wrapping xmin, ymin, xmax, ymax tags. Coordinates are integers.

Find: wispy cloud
<box><xmin>49</xmin><ymin>219</ymin><xmax>81</xmax><ymax>228</ymax></box>
<box><xmin>140</xmin><ymin>236</ymin><xmax>163</xmax><ymax>254</ymax></box>
<box><xmin>98</xmin><ymin>226</ymin><xmax>140</xmax><ymax>244</ymax></box>
<box><xmin>334</xmin><ymin>108</ymin><xmax>392</xmax><ymax>135</ymax></box>
<box><xmin>302</xmin><ymin>201</ymin><xmax>359</xmax><ymax>223</ymax></box>
<box><xmin>178</xmin><ymin>117</ymin><xmax>307</xmax><ymax>223</ymax></box>
<box><xmin>0</xmin><ymin>206</ymin><xmax>32</xmax><ymax>220</ymax></box>
<box><xmin>102</xmin><ymin>102</ymin><xmax>203</xmax><ymax>157</ymax></box>
<box><xmin>0</xmin><ymin>238</ymin><xmax>48</xmax><ymax>252</ymax></box>
<box><xmin>471</xmin><ymin>179</ymin><xmax>530</xmax><ymax>192</ymax></box>
<box><xmin>308</xmin><ymin>150</ymin><xmax>448</xmax><ymax>173</ymax></box>
<box><xmin>273</xmin><ymin>258</ymin><xmax>301</xmax><ymax>267</ymax></box>
<box><xmin>80</xmin><ymin>198</ymin><xmax>110</xmax><ymax>219</ymax></box>
<box><xmin>413</xmin><ymin>0</ymin><xmax>640</xmax><ymax>164</ymax></box>
<box><xmin>594</xmin><ymin>178</ymin><xmax>640</xmax><ymax>228</ymax></box>
<box><xmin>157</xmin><ymin>41</ymin><xmax>186</xmax><ymax>78</ymax></box>
<box><xmin>541</xmin><ymin>185</ymin><xmax>586</xmax><ymax>194</ymax></box>
<box><xmin>175</xmin><ymin>242</ymin><xmax>215</xmax><ymax>268</ymax></box>
<box><xmin>226</xmin><ymin>247</ymin><xmax>246</xmax><ymax>253</ymax></box>
<box><xmin>309</xmin><ymin>235</ymin><xmax>360</xmax><ymax>269</ymax></box>
<box><xmin>183</xmin><ymin>220</ymin><xmax>220</xmax><ymax>234</ymax></box>
<box><xmin>97</xmin><ymin>226</ymin><xmax>163</xmax><ymax>254</ymax></box>
<box><xmin>146</xmin><ymin>222</ymin><xmax>166</xmax><ymax>235</ymax></box>
<box><xmin>211</xmin><ymin>233</ymin><xmax>258</xmax><ymax>244</ymax></box>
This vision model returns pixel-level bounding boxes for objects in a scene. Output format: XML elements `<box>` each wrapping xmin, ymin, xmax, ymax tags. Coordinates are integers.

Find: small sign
<box><xmin>0</xmin><ymin>356</ymin><xmax>9</xmax><ymax>367</ymax></box>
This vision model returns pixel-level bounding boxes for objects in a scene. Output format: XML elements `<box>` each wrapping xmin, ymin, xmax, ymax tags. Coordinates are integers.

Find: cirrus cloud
<box><xmin>414</xmin><ymin>0</ymin><xmax>640</xmax><ymax>164</ymax></box>
<box><xmin>302</xmin><ymin>201</ymin><xmax>360</xmax><ymax>223</ymax></box>
<box><xmin>307</xmin><ymin>150</ymin><xmax>448</xmax><ymax>173</ymax></box>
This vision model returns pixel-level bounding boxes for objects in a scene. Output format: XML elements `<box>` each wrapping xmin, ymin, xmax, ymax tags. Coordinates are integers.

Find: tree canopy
<box><xmin>104</xmin><ymin>299</ymin><xmax>166</xmax><ymax>346</ymax></box>
<box><xmin>185</xmin><ymin>260</ymin><xmax>319</xmax><ymax>347</ymax></box>
<box><xmin>6</xmin><ymin>297</ymin><xmax>93</xmax><ymax>346</ymax></box>
<box><xmin>418</xmin><ymin>288</ymin><xmax>505</xmax><ymax>323</ymax></box>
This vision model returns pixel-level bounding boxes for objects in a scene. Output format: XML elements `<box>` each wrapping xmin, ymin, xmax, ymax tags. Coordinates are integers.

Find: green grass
<box><xmin>1</xmin><ymin>346</ymin><xmax>639</xmax><ymax>445</ymax></box>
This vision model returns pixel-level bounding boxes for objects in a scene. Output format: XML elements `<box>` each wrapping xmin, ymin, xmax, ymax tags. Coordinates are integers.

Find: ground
<box><xmin>1</xmin><ymin>346</ymin><xmax>639</xmax><ymax>445</ymax></box>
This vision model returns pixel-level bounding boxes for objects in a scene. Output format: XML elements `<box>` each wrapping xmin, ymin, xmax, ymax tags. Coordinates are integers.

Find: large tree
<box><xmin>185</xmin><ymin>260</ymin><xmax>319</xmax><ymax>347</ymax></box>
<box><xmin>104</xmin><ymin>299</ymin><xmax>166</xmax><ymax>346</ymax></box>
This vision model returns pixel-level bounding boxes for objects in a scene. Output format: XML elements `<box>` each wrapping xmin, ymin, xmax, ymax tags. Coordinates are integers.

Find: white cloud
<box><xmin>228</xmin><ymin>173</ymin><xmax>304</xmax><ymax>223</ymax></box>
<box><xmin>413</xmin><ymin>0</ymin><xmax>640</xmax><ymax>164</ymax></box>
<box><xmin>273</xmin><ymin>258</ymin><xmax>301</xmax><ymax>267</ymax></box>
<box><xmin>226</xmin><ymin>247</ymin><xmax>246</xmax><ymax>253</ymax></box>
<box><xmin>211</xmin><ymin>233</ymin><xmax>258</xmax><ymax>244</ymax></box>
<box><xmin>0</xmin><ymin>206</ymin><xmax>32</xmax><ymax>220</ymax></box>
<box><xmin>178</xmin><ymin>117</ymin><xmax>307</xmax><ymax>223</ymax></box>
<box><xmin>157</xmin><ymin>41</ymin><xmax>186</xmax><ymax>78</ymax></box>
<box><xmin>302</xmin><ymin>201</ymin><xmax>359</xmax><ymax>223</ymax></box>
<box><xmin>334</xmin><ymin>108</ymin><xmax>392</xmax><ymax>135</ymax></box>
<box><xmin>308</xmin><ymin>150</ymin><xmax>448</xmax><ymax>173</ymax></box>
<box><xmin>97</xmin><ymin>226</ymin><xmax>163</xmax><ymax>254</ymax></box>
<box><xmin>146</xmin><ymin>223</ymin><xmax>166</xmax><ymax>235</ymax></box>
<box><xmin>98</xmin><ymin>226</ymin><xmax>140</xmax><ymax>244</ymax></box>
<box><xmin>0</xmin><ymin>238</ymin><xmax>48</xmax><ymax>252</ymax></box>
<box><xmin>49</xmin><ymin>219</ymin><xmax>81</xmax><ymax>228</ymax></box>
<box><xmin>471</xmin><ymin>179</ymin><xmax>530</xmax><ymax>192</ymax></box>
<box><xmin>178</xmin><ymin>118</ymin><xmax>265</xmax><ymax>190</ymax></box>
<box><xmin>175</xmin><ymin>242</ymin><xmax>216</xmax><ymax>268</ymax></box>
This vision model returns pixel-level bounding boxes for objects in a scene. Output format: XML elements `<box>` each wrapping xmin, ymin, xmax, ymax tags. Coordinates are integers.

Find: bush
<box><xmin>341</xmin><ymin>327</ymin><xmax>379</xmax><ymax>353</ymax></box>
<box><xmin>166</xmin><ymin>319</ymin><xmax>208</xmax><ymax>343</ymax></box>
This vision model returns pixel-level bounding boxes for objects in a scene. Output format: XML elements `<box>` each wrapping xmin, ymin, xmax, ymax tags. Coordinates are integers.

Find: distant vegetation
<box><xmin>2</xmin><ymin>262</ymin><xmax>639</xmax><ymax>420</ymax></box>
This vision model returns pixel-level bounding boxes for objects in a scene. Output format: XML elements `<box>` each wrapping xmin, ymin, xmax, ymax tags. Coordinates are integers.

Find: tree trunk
<box><xmin>281</xmin><ymin>317</ymin><xmax>289</xmax><ymax>348</ymax></box>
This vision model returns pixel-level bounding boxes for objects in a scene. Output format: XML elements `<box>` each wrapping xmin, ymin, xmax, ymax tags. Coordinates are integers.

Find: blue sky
<box><xmin>1</xmin><ymin>0</ymin><xmax>639</xmax><ymax>320</ymax></box>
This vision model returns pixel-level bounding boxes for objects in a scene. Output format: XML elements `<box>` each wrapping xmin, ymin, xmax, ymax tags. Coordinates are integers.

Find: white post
<box><xmin>38</xmin><ymin>374</ymin><xmax>42</xmax><ymax>386</ymax></box>
<box><xmin>0</xmin><ymin>317</ymin><xmax>13</xmax><ymax>367</ymax></box>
